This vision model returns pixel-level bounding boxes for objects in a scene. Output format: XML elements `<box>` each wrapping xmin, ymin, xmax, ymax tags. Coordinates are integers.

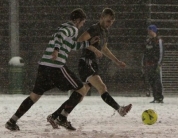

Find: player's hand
<box><xmin>51</xmin><ymin>50</ymin><xmax>58</xmax><ymax>60</ymax></box>
<box><xmin>89</xmin><ymin>36</ymin><xmax>100</xmax><ymax>45</ymax></box>
<box><xmin>116</xmin><ymin>61</ymin><xmax>126</xmax><ymax>68</ymax></box>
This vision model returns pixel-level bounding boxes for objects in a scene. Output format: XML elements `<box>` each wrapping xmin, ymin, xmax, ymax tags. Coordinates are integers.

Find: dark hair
<box><xmin>70</xmin><ymin>8</ymin><xmax>86</xmax><ymax>21</ymax></box>
<box><xmin>101</xmin><ymin>8</ymin><xmax>115</xmax><ymax>19</ymax></box>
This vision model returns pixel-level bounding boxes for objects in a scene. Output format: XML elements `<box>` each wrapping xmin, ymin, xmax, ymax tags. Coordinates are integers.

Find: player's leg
<box><xmin>157</xmin><ymin>66</ymin><xmax>164</xmax><ymax>102</ymax></box>
<box><xmin>79</xmin><ymin>58</ymin><xmax>132</xmax><ymax>116</ymax></box>
<box><xmin>88</xmin><ymin>75</ymin><xmax>132</xmax><ymax>116</ymax></box>
<box><xmin>47</xmin><ymin>87</ymin><xmax>87</xmax><ymax>130</ymax></box>
<box><xmin>47</xmin><ymin>65</ymin><xmax>86</xmax><ymax>130</ymax></box>
<box><xmin>79</xmin><ymin>83</ymin><xmax>91</xmax><ymax>102</ymax></box>
<box><xmin>148</xmin><ymin>65</ymin><xmax>160</xmax><ymax>103</ymax></box>
<box><xmin>142</xmin><ymin>67</ymin><xmax>152</xmax><ymax>97</ymax></box>
<box><xmin>152</xmin><ymin>66</ymin><xmax>164</xmax><ymax>103</ymax></box>
<box><xmin>149</xmin><ymin>79</ymin><xmax>156</xmax><ymax>103</ymax></box>
<box><xmin>5</xmin><ymin>92</ymin><xmax>41</xmax><ymax>131</ymax></box>
<box><xmin>47</xmin><ymin>83</ymin><xmax>91</xmax><ymax>130</ymax></box>
<box><xmin>5</xmin><ymin>65</ymin><xmax>54</xmax><ymax>131</ymax></box>
<box><xmin>51</xmin><ymin>59</ymin><xmax>93</xmax><ymax>118</ymax></box>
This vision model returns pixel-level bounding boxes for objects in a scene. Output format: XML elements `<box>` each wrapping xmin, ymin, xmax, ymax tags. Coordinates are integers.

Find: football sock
<box><xmin>101</xmin><ymin>92</ymin><xmax>120</xmax><ymax>110</ymax></box>
<box><xmin>9</xmin><ymin>115</ymin><xmax>18</xmax><ymax>123</ymax></box>
<box><xmin>52</xmin><ymin>91</ymin><xmax>82</xmax><ymax>119</ymax></box>
<box><xmin>11</xmin><ymin>96</ymin><xmax>34</xmax><ymax>122</ymax></box>
<box><xmin>52</xmin><ymin>101</ymin><xmax>67</xmax><ymax>119</ymax></box>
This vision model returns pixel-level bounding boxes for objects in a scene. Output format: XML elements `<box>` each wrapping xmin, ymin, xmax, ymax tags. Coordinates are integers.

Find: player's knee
<box><xmin>79</xmin><ymin>96</ymin><xmax>84</xmax><ymax>103</ymax></box>
<box><xmin>76</xmin><ymin>85</ymin><xmax>87</xmax><ymax>96</ymax></box>
<box><xmin>30</xmin><ymin>92</ymin><xmax>41</xmax><ymax>103</ymax></box>
<box><xmin>97</xmin><ymin>83</ymin><xmax>107</xmax><ymax>94</ymax></box>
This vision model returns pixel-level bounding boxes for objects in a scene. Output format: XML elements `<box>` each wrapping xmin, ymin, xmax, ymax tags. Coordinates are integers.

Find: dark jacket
<box><xmin>142</xmin><ymin>36</ymin><xmax>164</xmax><ymax>66</ymax></box>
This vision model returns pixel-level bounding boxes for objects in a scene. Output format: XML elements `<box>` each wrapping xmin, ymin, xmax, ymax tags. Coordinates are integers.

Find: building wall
<box><xmin>1</xmin><ymin>0</ymin><xmax>177</xmax><ymax>95</ymax></box>
<box><xmin>19</xmin><ymin>0</ymin><xmax>148</xmax><ymax>94</ymax></box>
<box><xmin>0</xmin><ymin>0</ymin><xmax>10</xmax><ymax>93</ymax></box>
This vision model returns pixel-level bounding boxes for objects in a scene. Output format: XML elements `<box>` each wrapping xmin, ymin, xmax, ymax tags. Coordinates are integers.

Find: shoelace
<box><xmin>58</xmin><ymin>119</ymin><xmax>72</xmax><ymax>127</ymax></box>
<box><xmin>66</xmin><ymin>121</ymin><xmax>73</xmax><ymax>127</ymax></box>
<box><xmin>111</xmin><ymin>109</ymin><xmax>116</xmax><ymax>116</ymax></box>
<box><xmin>111</xmin><ymin>106</ymin><xmax>126</xmax><ymax>117</ymax></box>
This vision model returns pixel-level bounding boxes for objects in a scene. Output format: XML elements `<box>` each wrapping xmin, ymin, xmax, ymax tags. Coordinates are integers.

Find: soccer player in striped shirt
<box><xmin>5</xmin><ymin>8</ymin><xmax>101</xmax><ymax>131</ymax></box>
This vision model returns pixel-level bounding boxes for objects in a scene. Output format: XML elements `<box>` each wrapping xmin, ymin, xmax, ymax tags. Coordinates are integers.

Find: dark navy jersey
<box><xmin>81</xmin><ymin>22</ymin><xmax>109</xmax><ymax>61</ymax></box>
<box><xmin>142</xmin><ymin>36</ymin><xmax>164</xmax><ymax>66</ymax></box>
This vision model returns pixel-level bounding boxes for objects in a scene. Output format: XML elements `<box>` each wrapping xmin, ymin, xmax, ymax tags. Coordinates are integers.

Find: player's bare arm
<box><xmin>78</xmin><ymin>31</ymin><xmax>91</xmax><ymax>42</ymax></box>
<box><xmin>51</xmin><ymin>48</ymin><xmax>59</xmax><ymax>60</ymax></box>
<box><xmin>87</xmin><ymin>46</ymin><xmax>103</xmax><ymax>58</ymax></box>
<box><xmin>101</xmin><ymin>43</ymin><xmax>126</xmax><ymax>68</ymax></box>
<box><xmin>78</xmin><ymin>31</ymin><xmax>102</xmax><ymax>58</ymax></box>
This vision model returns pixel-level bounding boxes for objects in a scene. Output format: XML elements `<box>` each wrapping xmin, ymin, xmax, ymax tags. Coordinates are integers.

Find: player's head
<box><xmin>147</xmin><ymin>24</ymin><xmax>157</xmax><ymax>37</ymax></box>
<box><xmin>70</xmin><ymin>8</ymin><xmax>87</xmax><ymax>29</ymax></box>
<box><xmin>100</xmin><ymin>8</ymin><xmax>115</xmax><ymax>30</ymax></box>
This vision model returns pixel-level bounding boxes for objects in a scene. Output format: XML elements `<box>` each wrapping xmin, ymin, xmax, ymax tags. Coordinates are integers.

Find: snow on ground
<box><xmin>0</xmin><ymin>94</ymin><xmax>178</xmax><ymax>138</ymax></box>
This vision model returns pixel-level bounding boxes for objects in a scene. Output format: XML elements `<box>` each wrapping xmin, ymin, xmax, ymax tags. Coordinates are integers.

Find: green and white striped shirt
<box><xmin>39</xmin><ymin>22</ymin><xmax>89</xmax><ymax>68</ymax></box>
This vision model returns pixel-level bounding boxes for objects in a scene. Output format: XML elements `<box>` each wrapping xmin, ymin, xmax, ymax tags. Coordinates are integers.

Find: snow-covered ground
<box><xmin>0</xmin><ymin>94</ymin><xmax>178</xmax><ymax>138</ymax></box>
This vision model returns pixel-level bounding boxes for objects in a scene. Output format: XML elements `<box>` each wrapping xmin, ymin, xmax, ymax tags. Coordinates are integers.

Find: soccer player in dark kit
<box><xmin>142</xmin><ymin>24</ymin><xmax>164</xmax><ymax>103</ymax></box>
<box><xmin>77</xmin><ymin>8</ymin><xmax>132</xmax><ymax>116</ymax></box>
<box><xmin>48</xmin><ymin>8</ymin><xmax>132</xmax><ymax>131</ymax></box>
<box><xmin>5</xmin><ymin>8</ymin><xmax>102</xmax><ymax>131</ymax></box>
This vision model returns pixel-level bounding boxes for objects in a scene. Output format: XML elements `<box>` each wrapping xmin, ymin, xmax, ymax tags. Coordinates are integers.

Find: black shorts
<box><xmin>33</xmin><ymin>65</ymin><xmax>83</xmax><ymax>95</ymax></box>
<box><xmin>78</xmin><ymin>58</ymin><xmax>98</xmax><ymax>83</ymax></box>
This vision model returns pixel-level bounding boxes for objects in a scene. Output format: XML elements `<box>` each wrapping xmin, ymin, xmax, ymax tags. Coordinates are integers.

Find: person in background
<box><xmin>142</xmin><ymin>24</ymin><xmax>164</xmax><ymax>103</ymax></box>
